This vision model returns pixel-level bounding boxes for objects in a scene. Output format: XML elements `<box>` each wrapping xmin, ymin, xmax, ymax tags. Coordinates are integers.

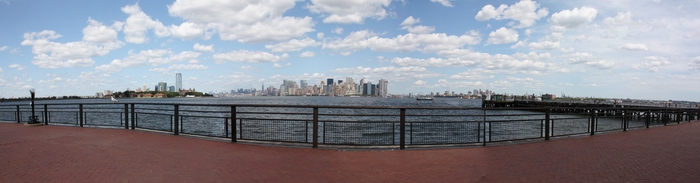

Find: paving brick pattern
<box><xmin>1</xmin><ymin>121</ymin><xmax>699</xmax><ymax>182</ymax></box>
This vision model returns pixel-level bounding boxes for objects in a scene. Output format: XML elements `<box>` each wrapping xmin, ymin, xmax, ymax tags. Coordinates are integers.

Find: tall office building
<box><xmin>300</xmin><ymin>80</ymin><xmax>308</xmax><ymax>89</ymax></box>
<box><xmin>378</xmin><ymin>79</ymin><xmax>388</xmax><ymax>97</ymax></box>
<box><xmin>158</xmin><ymin>82</ymin><xmax>167</xmax><ymax>92</ymax></box>
<box><xmin>176</xmin><ymin>73</ymin><xmax>182</xmax><ymax>91</ymax></box>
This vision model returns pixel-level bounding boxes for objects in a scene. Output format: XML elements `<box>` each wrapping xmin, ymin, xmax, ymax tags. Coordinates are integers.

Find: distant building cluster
<box><xmin>96</xmin><ymin>73</ymin><xmax>196</xmax><ymax>98</ymax></box>
<box><xmin>225</xmin><ymin>77</ymin><xmax>389</xmax><ymax>97</ymax></box>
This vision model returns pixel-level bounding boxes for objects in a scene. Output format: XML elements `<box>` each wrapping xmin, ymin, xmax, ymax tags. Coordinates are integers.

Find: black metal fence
<box><xmin>1</xmin><ymin>103</ymin><xmax>699</xmax><ymax>149</ymax></box>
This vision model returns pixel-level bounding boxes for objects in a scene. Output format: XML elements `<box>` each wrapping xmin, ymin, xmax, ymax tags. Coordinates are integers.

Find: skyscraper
<box><xmin>176</xmin><ymin>73</ymin><xmax>182</xmax><ymax>91</ymax></box>
<box><xmin>158</xmin><ymin>82</ymin><xmax>167</xmax><ymax>92</ymax></box>
<box><xmin>378</xmin><ymin>79</ymin><xmax>388</xmax><ymax>97</ymax></box>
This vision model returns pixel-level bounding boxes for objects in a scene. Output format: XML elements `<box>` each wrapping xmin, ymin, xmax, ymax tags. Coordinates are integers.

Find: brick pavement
<box><xmin>1</xmin><ymin>121</ymin><xmax>699</xmax><ymax>182</ymax></box>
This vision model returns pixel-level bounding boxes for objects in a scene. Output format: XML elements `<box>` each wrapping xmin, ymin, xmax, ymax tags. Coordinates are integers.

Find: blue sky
<box><xmin>1</xmin><ymin>0</ymin><xmax>699</xmax><ymax>101</ymax></box>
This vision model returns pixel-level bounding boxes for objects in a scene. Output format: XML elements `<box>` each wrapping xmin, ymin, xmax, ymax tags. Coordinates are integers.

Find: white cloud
<box><xmin>510</xmin><ymin>40</ymin><xmax>527</xmax><ymax>48</ymax></box>
<box><xmin>617</xmin><ymin>43</ymin><xmax>649</xmax><ymax>51</ymax></box>
<box><xmin>486</xmin><ymin>27</ymin><xmax>519</xmax><ymax>45</ymax></box>
<box><xmin>121</xmin><ymin>3</ymin><xmax>170</xmax><ymax>44</ymax></box>
<box><xmin>392</xmin><ymin>51</ymin><xmax>565</xmax><ymax>75</ymax></box>
<box><xmin>0</xmin><ymin>46</ymin><xmax>7</xmax><ymax>51</ymax></box>
<box><xmin>603</xmin><ymin>11</ymin><xmax>632</xmax><ymax>26</ymax></box>
<box><xmin>450</xmin><ymin>69</ymin><xmax>495</xmax><ymax>80</ymax></box>
<box><xmin>307</xmin><ymin>0</ymin><xmax>392</xmax><ymax>24</ymax></box>
<box><xmin>585</xmin><ymin>60</ymin><xmax>615</xmax><ymax>69</ymax></box>
<box><xmin>430</xmin><ymin>0</ymin><xmax>453</xmax><ymax>7</ymax></box>
<box><xmin>273</xmin><ymin>63</ymin><xmax>282</xmax><ymax>68</ymax></box>
<box><xmin>333</xmin><ymin>27</ymin><xmax>343</xmax><ymax>34</ymax></box>
<box><xmin>193</xmin><ymin>43</ymin><xmax>214</xmax><ymax>52</ymax></box>
<box><xmin>391</xmin><ymin>57</ymin><xmax>478</xmax><ymax>67</ymax></box>
<box><xmin>549</xmin><ymin>7</ymin><xmax>597</xmax><ymax>29</ymax></box>
<box><xmin>148</xmin><ymin>64</ymin><xmax>208</xmax><ymax>74</ymax></box>
<box><xmin>414</xmin><ymin>80</ymin><xmax>427</xmax><ymax>86</ymax></box>
<box><xmin>690</xmin><ymin>56</ymin><xmax>700</xmax><ymax>70</ymax></box>
<box><xmin>169</xmin><ymin>22</ymin><xmax>206</xmax><ymax>40</ymax></box>
<box><xmin>21</xmin><ymin>18</ymin><xmax>124</xmax><ymax>69</ymax></box>
<box><xmin>331</xmin><ymin>66</ymin><xmax>439</xmax><ymax>82</ymax></box>
<box><xmin>323</xmin><ymin>30</ymin><xmax>481</xmax><ymax>54</ymax></box>
<box><xmin>474</xmin><ymin>0</ymin><xmax>549</xmax><ymax>28</ymax></box>
<box><xmin>300</xmin><ymin>51</ymin><xmax>316</xmax><ymax>58</ymax></box>
<box><xmin>168</xmin><ymin>0</ymin><xmax>314</xmax><ymax>43</ymax></box>
<box><xmin>528</xmin><ymin>40</ymin><xmax>559</xmax><ymax>50</ymax></box>
<box><xmin>8</xmin><ymin>64</ymin><xmax>26</xmax><ymax>70</ymax></box>
<box><xmin>265</xmin><ymin>38</ymin><xmax>320</xmax><ymax>52</ymax></box>
<box><xmin>400</xmin><ymin>16</ymin><xmax>435</xmax><ymax>34</ymax></box>
<box><xmin>213</xmin><ymin>50</ymin><xmax>289</xmax><ymax>64</ymax></box>
<box><xmin>95</xmin><ymin>50</ymin><xmax>199</xmax><ymax>73</ymax></box>
<box><xmin>633</xmin><ymin>56</ymin><xmax>670</xmax><ymax>72</ymax></box>
<box><xmin>317</xmin><ymin>32</ymin><xmax>325</xmax><ymax>39</ymax></box>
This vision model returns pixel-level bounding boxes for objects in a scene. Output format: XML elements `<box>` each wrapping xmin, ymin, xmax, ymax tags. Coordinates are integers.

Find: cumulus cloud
<box><xmin>549</xmin><ymin>7</ymin><xmax>597</xmax><ymax>29</ymax></box>
<box><xmin>449</xmin><ymin>69</ymin><xmax>495</xmax><ymax>80</ymax></box>
<box><xmin>332</xmin><ymin>66</ymin><xmax>440</xmax><ymax>82</ymax></box>
<box><xmin>323</xmin><ymin>30</ymin><xmax>481</xmax><ymax>55</ymax></box>
<box><xmin>528</xmin><ymin>40</ymin><xmax>559</xmax><ymax>50</ymax></box>
<box><xmin>633</xmin><ymin>56</ymin><xmax>670</xmax><ymax>72</ymax></box>
<box><xmin>265</xmin><ymin>38</ymin><xmax>320</xmax><ymax>52</ymax></box>
<box><xmin>122</xmin><ymin>3</ymin><xmax>170</xmax><ymax>44</ymax></box>
<box><xmin>392</xmin><ymin>51</ymin><xmax>565</xmax><ymax>75</ymax></box>
<box><xmin>690</xmin><ymin>56</ymin><xmax>700</xmax><ymax>70</ymax></box>
<box><xmin>430</xmin><ymin>0</ymin><xmax>453</xmax><ymax>7</ymax></box>
<box><xmin>95</xmin><ymin>50</ymin><xmax>199</xmax><ymax>73</ymax></box>
<box><xmin>306</xmin><ymin>0</ymin><xmax>392</xmax><ymax>24</ymax></box>
<box><xmin>193</xmin><ymin>43</ymin><xmax>214</xmax><ymax>52</ymax></box>
<box><xmin>8</xmin><ymin>64</ymin><xmax>26</xmax><ymax>70</ymax></box>
<box><xmin>617</xmin><ymin>43</ymin><xmax>649</xmax><ymax>51</ymax></box>
<box><xmin>300</xmin><ymin>51</ymin><xmax>316</xmax><ymax>58</ymax></box>
<box><xmin>148</xmin><ymin>63</ymin><xmax>208</xmax><ymax>74</ymax></box>
<box><xmin>584</xmin><ymin>60</ymin><xmax>615</xmax><ymax>69</ymax></box>
<box><xmin>474</xmin><ymin>0</ymin><xmax>549</xmax><ymax>28</ymax></box>
<box><xmin>563</xmin><ymin>52</ymin><xmax>614</xmax><ymax>69</ymax></box>
<box><xmin>0</xmin><ymin>46</ymin><xmax>8</xmax><ymax>51</ymax></box>
<box><xmin>168</xmin><ymin>0</ymin><xmax>314</xmax><ymax>43</ymax></box>
<box><xmin>486</xmin><ymin>27</ymin><xmax>519</xmax><ymax>45</ymax></box>
<box><xmin>213</xmin><ymin>50</ymin><xmax>289</xmax><ymax>64</ymax></box>
<box><xmin>21</xmin><ymin>19</ymin><xmax>124</xmax><ymax>69</ymax></box>
<box><xmin>333</xmin><ymin>27</ymin><xmax>344</xmax><ymax>34</ymax></box>
<box><xmin>400</xmin><ymin>16</ymin><xmax>435</xmax><ymax>34</ymax></box>
<box><xmin>317</xmin><ymin>32</ymin><xmax>325</xmax><ymax>39</ymax></box>
<box><xmin>603</xmin><ymin>11</ymin><xmax>632</xmax><ymax>26</ymax></box>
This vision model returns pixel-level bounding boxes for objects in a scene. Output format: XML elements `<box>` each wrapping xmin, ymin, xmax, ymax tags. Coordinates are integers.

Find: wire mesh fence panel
<box><xmin>0</xmin><ymin>111</ymin><xmax>15</xmax><ymax>122</ymax></box>
<box><xmin>596</xmin><ymin>116</ymin><xmax>623</xmax><ymax>132</ymax></box>
<box><xmin>180</xmin><ymin>116</ymin><xmax>226</xmax><ymax>137</ymax></box>
<box><xmin>408</xmin><ymin>122</ymin><xmax>481</xmax><ymax>145</ymax></box>
<box><xmin>489</xmin><ymin>120</ymin><xmax>543</xmax><ymax>142</ymax></box>
<box><xmin>48</xmin><ymin>111</ymin><xmax>78</xmax><ymax>125</ymax></box>
<box><xmin>321</xmin><ymin>121</ymin><xmax>395</xmax><ymax>145</ymax></box>
<box><xmin>136</xmin><ymin>113</ymin><xmax>173</xmax><ymax>132</ymax></box>
<box><xmin>84</xmin><ymin>112</ymin><xmax>124</xmax><ymax>127</ymax></box>
<box><xmin>240</xmin><ymin>119</ymin><xmax>308</xmax><ymax>143</ymax></box>
<box><xmin>551</xmin><ymin>118</ymin><xmax>590</xmax><ymax>136</ymax></box>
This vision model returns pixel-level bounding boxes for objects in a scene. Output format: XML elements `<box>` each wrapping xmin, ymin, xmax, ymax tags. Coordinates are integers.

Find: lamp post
<box><xmin>28</xmin><ymin>89</ymin><xmax>40</xmax><ymax>124</ymax></box>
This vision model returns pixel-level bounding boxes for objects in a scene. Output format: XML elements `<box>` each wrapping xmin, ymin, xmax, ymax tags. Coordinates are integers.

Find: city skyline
<box><xmin>1</xmin><ymin>1</ymin><xmax>699</xmax><ymax>101</ymax></box>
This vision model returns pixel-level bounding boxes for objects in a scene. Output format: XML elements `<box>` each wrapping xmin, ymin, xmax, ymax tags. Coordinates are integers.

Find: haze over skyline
<box><xmin>1</xmin><ymin>0</ymin><xmax>699</xmax><ymax>101</ymax></box>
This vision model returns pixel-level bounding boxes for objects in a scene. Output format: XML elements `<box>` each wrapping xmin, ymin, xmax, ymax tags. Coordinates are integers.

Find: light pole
<box><xmin>28</xmin><ymin>89</ymin><xmax>40</xmax><ymax>124</ymax></box>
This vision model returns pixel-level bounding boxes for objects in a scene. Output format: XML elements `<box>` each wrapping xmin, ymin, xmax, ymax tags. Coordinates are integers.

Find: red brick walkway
<box><xmin>1</xmin><ymin>121</ymin><xmax>699</xmax><ymax>182</ymax></box>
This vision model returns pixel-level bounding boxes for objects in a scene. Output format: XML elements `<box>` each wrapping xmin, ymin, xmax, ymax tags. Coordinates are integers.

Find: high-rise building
<box><xmin>158</xmin><ymin>82</ymin><xmax>167</xmax><ymax>92</ymax></box>
<box><xmin>169</xmin><ymin>86</ymin><xmax>176</xmax><ymax>92</ymax></box>
<box><xmin>378</xmin><ymin>79</ymin><xmax>388</xmax><ymax>97</ymax></box>
<box><xmin>327</xmin><ymin>78</ymin><xmax>334</xmax><ymax>86</ymax></box>
<box><xmin>176</xmin><ymin>73</ymin><xmax>182</xmax><ymax>91</ymax></box>
<box><xmin>300</xmin><ymin>80</ymin><xmax>308</xmax><ymax>90</ymax></box>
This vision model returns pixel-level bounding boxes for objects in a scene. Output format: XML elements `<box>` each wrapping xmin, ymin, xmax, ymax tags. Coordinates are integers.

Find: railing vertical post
<box><xmin>130</xmin><ymin>104</ymin><xmax>135</xmax><ymax>129</ymax></box>
<box><xmin>173</xmin><ymin>105</ymin><xmax>179</xmax><ymax>135</ymax></box>
<box><xmin>16</xmin><ymin>105</ymin><xmax>20</xmax><ymax>123</ymax></box>
<box><xmin>231</xmin><ymin>106</ymin><xmax>236</xmax><ymax>143</ymax></box>
<box><xmin>590</xmin><ymin>110</ymin><xmax>595</xmax><ymax>136</ymax></box>
<box><xmin>400</xmin><ymin>108</ymin><xmax>406</xmax><ymax>150</ymax></box>
<box><xmin>224</xmin><ymin>118</ymin><xmax>229</xmax><ymax>138</ymax></box>
<box><xmin>545</xmin><ymin>109</ymin><xmax>550</xmax><ymax>140</ymax></box>
<box><xmin>646</xmin><ymin>110</ymin><xmax>651</xmax><ymax>128</ymax></box>
<box><xmin>79</xmin><ymin>104</ymin><xmax>84</xmax><ymax>127</ymax></box>
<box><xmin>312</xmin><ymin>107</ymin><xmax>319</xmax><ymax>148</ymax></box>
<box><xmin>482</xmin><ymin>109</ymin><xmax>487</xmax><ymax>146</ymax></box>
<box><xmin>124</xmin><ymin>104</ymin><xmax>129</xmax><ymax>129</ymax></box>
<box><xmin>43</xmin><ymin>104</ymin><xmax>48</xmax><ymax>125</ymax></box>
<box><xmin>623</xmin><ymin>109</ymin><xmax>627</xmax><ymax>131</ymax></box>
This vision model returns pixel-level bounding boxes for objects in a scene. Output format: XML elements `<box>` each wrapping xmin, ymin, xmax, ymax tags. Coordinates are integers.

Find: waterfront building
<box><xmin>169</xmin><ymin>86</ymin><xmax>176</xmax><ymax>92</ymax></box>
<box><xmin>176</xmin><ymin>73</ymin><xmax>182</xmax><ymax>91</ymax></box>
<box><xmin>158</xmin><ymin>82</ymin><xmax>167</xmax><ymax>92</ymax></box>
<box><xmin>378</xmin><ymin>79</ymin><xmax>388</xmax><ymax>97</ymax></box>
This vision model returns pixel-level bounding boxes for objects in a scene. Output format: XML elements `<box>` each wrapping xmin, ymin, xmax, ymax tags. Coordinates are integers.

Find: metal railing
<box><xmin>1</xmin><ymin>103</ymin><xmax>699</xmax><ymax>149</ymax></box>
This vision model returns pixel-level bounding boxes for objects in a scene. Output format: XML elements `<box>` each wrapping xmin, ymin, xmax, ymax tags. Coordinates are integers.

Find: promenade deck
<box><xmin>1</xmin><ymin>121</ymin><xmax>699</xmax><ymax>182</ymax></box>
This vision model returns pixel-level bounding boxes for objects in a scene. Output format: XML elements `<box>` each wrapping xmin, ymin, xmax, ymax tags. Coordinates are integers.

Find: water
<box><xmin>0</xmin><ymin>97</ymin><xmax>631</xmax><ymax>146</ymax></box>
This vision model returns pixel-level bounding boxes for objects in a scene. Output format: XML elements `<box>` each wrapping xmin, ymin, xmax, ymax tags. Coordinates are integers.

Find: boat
<box><xmin>416</xmin><ymin>96</ymin><xmax>433</xmax><ymax>100</ymax></box>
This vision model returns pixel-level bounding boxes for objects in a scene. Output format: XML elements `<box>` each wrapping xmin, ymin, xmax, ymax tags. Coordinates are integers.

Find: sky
<box><xmin>1</xmin><ymin>0</ymin><xmax>699</xmax><ymax>101</ymax></box>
